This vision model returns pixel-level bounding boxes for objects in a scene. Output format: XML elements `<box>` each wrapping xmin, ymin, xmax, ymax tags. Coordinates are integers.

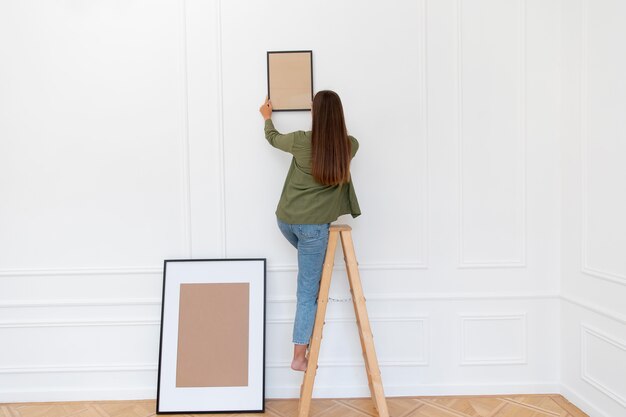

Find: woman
<box><xmin>259</xmin><ymin>90</ymin><xmax>361</xmax><ymax>371</ymax></box>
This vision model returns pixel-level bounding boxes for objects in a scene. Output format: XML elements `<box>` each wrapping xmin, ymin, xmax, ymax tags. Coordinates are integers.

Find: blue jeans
<box><xmin>277</xmin><ymin>218</ymin><xmax>330</xmax><ymax>345</ymax></box>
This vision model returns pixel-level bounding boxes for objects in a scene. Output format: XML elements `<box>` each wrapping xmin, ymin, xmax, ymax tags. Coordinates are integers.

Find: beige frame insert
<box><xmin>267</xmin><ymin>50</ymin><xmax>313</xmax><ymax>111</ymax></box>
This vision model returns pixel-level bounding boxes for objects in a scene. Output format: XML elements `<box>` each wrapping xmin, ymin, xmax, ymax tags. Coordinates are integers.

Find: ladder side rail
<box><xmin>297</xmin><ymin>229</ymin><xmax>340</xmax><ymax>417</ymax></box>
<box><xmin>340</xmin><ymin>230</ymin><xmax>390</xmax><ymax>417</ymax></box>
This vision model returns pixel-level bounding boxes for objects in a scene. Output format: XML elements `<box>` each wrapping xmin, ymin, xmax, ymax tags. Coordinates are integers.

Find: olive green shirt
<box><xmin>264</xmin><ymin>118</ymin><xmax>361</xmax><ymax>224</ymax></box>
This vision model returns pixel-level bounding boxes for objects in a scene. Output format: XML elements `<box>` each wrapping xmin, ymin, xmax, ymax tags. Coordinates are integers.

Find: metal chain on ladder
<box><xmin>327</xmin><ymin>295</ymin><xmax>352</xmax><ymax>302</ymax></box>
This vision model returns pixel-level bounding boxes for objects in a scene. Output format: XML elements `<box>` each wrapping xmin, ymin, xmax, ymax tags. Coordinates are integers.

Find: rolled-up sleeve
<box><xmin>349</xmin><ymin>135</ymin><xmax>359</xmax><ymax>158</ymax></box>
<box><xmin>264</xmin><ymin>119</ymin><xmax>296</xmax><ymax>153</ymax></box>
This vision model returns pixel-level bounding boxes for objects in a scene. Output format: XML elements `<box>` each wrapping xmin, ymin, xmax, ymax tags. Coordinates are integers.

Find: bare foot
<box><xmin>291</xmin><ymin>343</ymin><xmax>309</xmax><ymax>371</ymax></box>
<box><xmin>291</xmin><ymin>356</ymin><xmax>308</xmax><ymax>371</ymax></box>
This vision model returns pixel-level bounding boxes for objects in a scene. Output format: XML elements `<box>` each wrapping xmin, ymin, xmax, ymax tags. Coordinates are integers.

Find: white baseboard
<box><xmin>266</xmin><ymin>382</ymin><xmax>561</xmax><ymax>399</ymax></box>
<box><xmin>0</xmin><ymin>388</ymin><xmax>156</xmax><ymax>404</ymax></box>
<box><xmin>560</xmin><ymin>383</ymin><xmax>613</xmax><ymax>417</ymax></box>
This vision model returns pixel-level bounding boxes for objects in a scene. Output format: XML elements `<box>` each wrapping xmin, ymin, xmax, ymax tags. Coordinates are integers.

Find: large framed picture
<box><xmin>156</xmin><ymin>259</ymin><xmax>266</xmax><ymax>414</ymax></box>
<box><xmin>267</xmin><ymin>50</ymin><xmax>313</xmax><ymax>111</ymax></box>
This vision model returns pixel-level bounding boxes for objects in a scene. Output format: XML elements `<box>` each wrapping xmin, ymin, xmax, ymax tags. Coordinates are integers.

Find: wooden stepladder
<box><xmin>298</xmin><ymin>224</ymin><xmax>389</xmax><ymax>417</ymax></box>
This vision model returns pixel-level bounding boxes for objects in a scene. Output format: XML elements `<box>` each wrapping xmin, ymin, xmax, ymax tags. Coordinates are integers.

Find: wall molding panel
<box><xmin>214</xmin><ymin>0</ymin><xmax>227</xmax><ymax>257</ymax></box>
<box><xmin>178</xmin><ymin>0</ymin><xmax>193</xmax><ymax>258</ymax></box>
<box><xmin>456</xmin><ymin>0</ymin><xmax>527</xmax><ymax>268</ymax></box>
<box><xmin>579</xmin><ymin>0</ymin><xmax>626</xmax><ymax>286</ymax></box>
<box><xmin>267</xmin><ymin>315</ymin><xmax>430</xmax><ymax>367</ymax></box>
<box><xmin>416</xmin><ymin>0</ymin><xmax>430</xmax><ymax>269</ymax></box>
<box><xmin>459</xmin><ymin>313</ymin><xmax>527</xmax><ymax>365</ymax></box>
<box><xmin>580</xmin><ymin>324</ymin><xmax>626</xmax><ymax>408</ymax></box>
<box><xmin>0</xmin><ymin>0</ymin><xmax>193</xmax><ymax>273</ymax></box>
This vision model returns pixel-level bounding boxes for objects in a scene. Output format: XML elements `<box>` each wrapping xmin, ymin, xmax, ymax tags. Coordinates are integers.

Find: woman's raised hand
<box><xmin>259</xmin><ymin>96</ymin><xmax>273</xmax><ymax>120</ymax></box>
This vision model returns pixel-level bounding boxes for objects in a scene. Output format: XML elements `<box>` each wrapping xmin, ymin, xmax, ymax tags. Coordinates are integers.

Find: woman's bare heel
<box><xmin>291</xmin><ymin>357</ymin><xmax>308</xmax><ymax>371</ymax></box>
<box><xmin>291</xmin><ymin>343</ymin><xmax>309</xmax><ymax>371</ymax></box>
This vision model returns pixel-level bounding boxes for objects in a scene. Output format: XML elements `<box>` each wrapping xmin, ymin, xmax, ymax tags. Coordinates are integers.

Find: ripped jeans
<box><xmin>277</xmin><ymin>217</ymin><xmax>330</xmax><ymax>345</ymax></box>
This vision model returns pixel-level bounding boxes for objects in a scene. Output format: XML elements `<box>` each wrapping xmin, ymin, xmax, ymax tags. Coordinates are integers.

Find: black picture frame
<box><xmin>156</xmin><ymin>258</ymin><xmax>266</xmax><ymax>414</ymax></box>
<box><xmin>267</xmin><ymin>50</ymin><xmax>314</xmax><ymax>112</ymax></box>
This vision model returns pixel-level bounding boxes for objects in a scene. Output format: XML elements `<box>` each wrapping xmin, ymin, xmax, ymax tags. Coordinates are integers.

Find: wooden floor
<box><xmin>0</xmin><ymin>394</ymin><xmax>589</xmax><ymax>417</ymax></box>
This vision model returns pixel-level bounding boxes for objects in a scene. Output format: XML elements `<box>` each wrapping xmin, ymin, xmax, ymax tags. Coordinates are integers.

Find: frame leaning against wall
<box><xmin>156</xmin><ymin>259</ymin><xmax>266</xmax><ymax>414</ymax></box>
<box><xmin>267</xmin><ymin>50</ymin><xmax>313</xmax><ymax>111</ymax></box>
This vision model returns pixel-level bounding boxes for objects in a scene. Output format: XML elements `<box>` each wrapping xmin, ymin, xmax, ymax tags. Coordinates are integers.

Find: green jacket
<box><xmin>264</xmin><ymin>118</ymin><xmax>361</xmax><ymax>224</ymax></box>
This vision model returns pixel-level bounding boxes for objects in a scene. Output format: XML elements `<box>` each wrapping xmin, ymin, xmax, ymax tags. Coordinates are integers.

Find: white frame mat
<box><xmin>156</xmin><ymin>259</ymin><xmax>266</xmax><ymax>414</ymax></box>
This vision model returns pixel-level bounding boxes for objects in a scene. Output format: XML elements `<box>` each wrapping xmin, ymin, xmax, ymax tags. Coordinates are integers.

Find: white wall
<box><xmin>0</xmin><ymin>0</ymin><xmax>563</xmax><ymax>403</ymax></box>
<box><xmin>560</xmin><ymin>1</ymin><xmax>626</xmax><ymax>416</ymax></box>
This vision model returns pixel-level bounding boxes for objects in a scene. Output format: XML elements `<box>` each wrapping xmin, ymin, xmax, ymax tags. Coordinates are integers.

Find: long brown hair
<box><xmin>311</xmin><ymin>90</ymin><xmax>352</xmax><ymax>185</ymax></box>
